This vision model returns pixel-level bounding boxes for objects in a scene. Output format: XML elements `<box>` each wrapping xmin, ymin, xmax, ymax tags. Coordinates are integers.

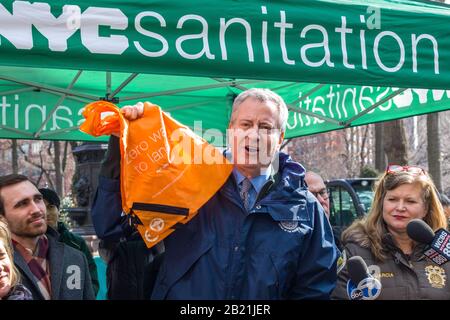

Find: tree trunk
<box><xmin>62</xmin><ymin>141</ymin><xmax>69</xmax><ymax>172</ymax></box>
<box><xmin>11</xmin><ymin>139</ymin><xmax>18</xmax><ymax>174</ymax></box>
<box><xmin>383</xmin><ymin>120</ymin><xmax>408</xmax><ymax>165</ymax></box>
<box><xmin>360</xmin><ymin>125</ymin><xmax>370</xmax><ymax>171</ymax></box>
<box><xmin>427</xmin><ymin>113</ymin><xmax>442</xmax><ymax>191</ymax></box>
<box><xmin>54</xmin><ymin>141</ymin><xmax>63</xmax><ymax>196</ymax></box>
<box><xmin>375</xmin><ymin>123</ymin><xmax>386</xmax><ymax>171</ymax></box>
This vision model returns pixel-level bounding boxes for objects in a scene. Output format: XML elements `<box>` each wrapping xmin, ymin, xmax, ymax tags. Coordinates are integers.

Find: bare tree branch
<box><xmin>18</xmin><ymin>143</ymin><xmax>54</xmax><ymax>189</ymax></box>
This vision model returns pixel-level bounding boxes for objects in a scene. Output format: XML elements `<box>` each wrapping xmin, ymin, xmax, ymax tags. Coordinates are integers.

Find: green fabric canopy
<box><xmin>0</xmin><ymin>0</ymin><xmax>449</xmax><ymax>143</ymax></box>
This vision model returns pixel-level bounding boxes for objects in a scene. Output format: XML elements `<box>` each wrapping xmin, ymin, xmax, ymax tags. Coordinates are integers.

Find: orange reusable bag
<box><xmin>80</xmin><ymin>101</ymin><xmax>233</xmax><ymax>248</ymax></box>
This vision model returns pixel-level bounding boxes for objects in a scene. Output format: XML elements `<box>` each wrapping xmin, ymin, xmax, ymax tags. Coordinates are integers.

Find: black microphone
<box><xmin>407</xmin><ymin>219</ymin><xmax>450</xmax><ymax>265</ymax></box>
<box><xmin>346</xmin><ymin>256</ymin><xmax>382</xmax><ymax>300</ymax></box>
<box><xmin>407</xmin><ymin>219</ymin><xmax>434</xmax><ymax>243</ymax></box>
<box><xmin>347</xmin><ymin>256</ymin><xmax>370</xmax><ymax>285</ymax></box>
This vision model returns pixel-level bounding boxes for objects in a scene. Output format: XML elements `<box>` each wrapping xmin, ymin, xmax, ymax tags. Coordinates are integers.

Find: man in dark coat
<box><xmin>92</xmin><ymin>88</ymin><xmax>338</xmax><ymax>299</ymax></box>
<box><xmin>0</xmin><ymin>174</ymin><xmax>94</xmax><ymax>300</ymax></box>
<box><xmin>39</xmin><ymin>187</ymin><xmax>99</xmax><ymax>296</ymax></box>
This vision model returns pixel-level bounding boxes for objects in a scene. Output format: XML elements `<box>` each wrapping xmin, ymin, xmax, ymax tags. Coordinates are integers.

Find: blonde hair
<box><xmin>0</xmin><ymin>217</ymin><xmax>20</xmax><ymax>288</ymax></box>
<box><xmin>342</xmin><ymin>170</ymin><xmax>448</xmax><ymax>262</ymax></box>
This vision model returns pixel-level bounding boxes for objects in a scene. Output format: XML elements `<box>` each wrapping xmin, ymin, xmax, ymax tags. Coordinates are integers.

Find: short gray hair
<box><xmin>230</xmin><ymin>88</ymin><xmax>289</xmax><ymax>133</ymax></box>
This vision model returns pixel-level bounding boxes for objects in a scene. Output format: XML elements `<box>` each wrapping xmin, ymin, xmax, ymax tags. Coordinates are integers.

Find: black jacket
<box><xmin>105</xmin><ymin>234</ymin><xmax>165</xmax><ymax>300</ymax></box>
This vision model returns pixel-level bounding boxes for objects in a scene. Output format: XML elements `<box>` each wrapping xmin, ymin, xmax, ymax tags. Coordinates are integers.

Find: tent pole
<box><xmin>212</xmin><ymin>79</ymin><xmax>338</xmax><ymax>125</ymax></box>
<box><xmin>286</xmin><ymin>84</ymin><xmax>341</xmax><ymax>125</ymax></box>
<box><xmin>39</xmin><ymin>88</ymin><xmax>92</xmax><ymax>103</ymax></box>
<box><xmin>0</xmin><ymin>75</ymin><xmax>97</xmax><ymax>100</ymax></box>
<box><xmin>33</xmin><ymin>71</ymin><xmax>83</xmax><ymax>138</ymax></box>
<box><xmin>106</xmin><ymin>72</ymin><xmax>112</xmax><ymax>97</ymax></box>
<box><xmin>213</xmin><ymin>79</ymin><xmax>325</xmax><ymax>104</ymax></box>
<box><xmin>165</xmin><ymin>99</ymin><xmax>219</xmax><ymax>112</ymax></box>
<box><xmin>211</xmin><ymin>78</ymin><xmax>298</xmax><ymax>93</ymax></box>
<box><xmin>110</xmin><ymin>73</ymin><xmax>139</xmax><ymax>99</ymax></box>
<box><xmin>38</xmin><ymin>125</ymin><xmax>81</xmax><ymax>138</ymax></box>
<box><xmin>340</xmin><ymin>88</ymin><xmax>407</xmax><ymax>127</ymax></box>
<box><xmin>269</xmin><ymin>83</ymin><xmax>300</xmax><ymax>92</ymax></box>
<box><xmin>120</xmin><ymin>80</ymin><xmax>264</xmax><ymax>101</ymax></box>
<box><xmin>288</xmin><ymin>84</ymin><xmax>325</xmax><ymax>105</ymax></box>
<box><xmin>211</xmin><ymin>78</ymin><xmax>250</xmax><ymax>91</ymax></box>
<box><xmin>0</xmin><ymin>87</ymin><xmax>36</xmax><ymax>96</ymax></box>
<box><xmin>0</xmin><ymin>126</ymin><xmax>34</xmax><ymax>137</ymax></box>
<box><xmin>287</xmin><ymin>104</ymin><xmax>341</xmax><ymax>125</ymax></box>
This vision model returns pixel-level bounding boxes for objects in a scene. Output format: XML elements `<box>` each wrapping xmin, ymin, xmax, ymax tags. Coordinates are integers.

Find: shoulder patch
<box><xmin>337</xmin><ymin>249</ymin><xmax>347</xmax><ymax>274</ymax></box>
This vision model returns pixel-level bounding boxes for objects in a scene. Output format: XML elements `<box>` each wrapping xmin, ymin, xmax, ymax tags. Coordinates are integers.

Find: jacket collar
<box><xmin>13</xmin><ymin>228</ymin><xmax>65</xmax><ymax>299</ymax></box>
<box><xmin>382</xmin><ymin>232</ymin><xmax>427</xmax><ymax>265</ymax></box>
<box><xmin>13</xmin><ymin>249</ymin><xmax>44</xmax><ymax>300</ymax></box>
<box><xmin>221</xmin><ymin>152</ymin><xmax>306</xmax><ymax>203</ymax></box>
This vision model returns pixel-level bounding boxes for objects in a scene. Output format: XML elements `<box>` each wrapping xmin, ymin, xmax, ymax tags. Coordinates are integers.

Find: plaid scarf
<box><xmin>13</xmin><ymin>236</ymin><xmax>52</xmax><ymax>300</ymax></box>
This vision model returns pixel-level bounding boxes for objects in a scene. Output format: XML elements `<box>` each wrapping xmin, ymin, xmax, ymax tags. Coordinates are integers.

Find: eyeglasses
<box><xmin>386</xmin><ymin>165</ymin><xmax>425</xmax><ymax>175</ymax></box>
<box><xmin>311</xmin><ymin>188</ymin><xmax>329</xmax><ymax>200</ymax></box>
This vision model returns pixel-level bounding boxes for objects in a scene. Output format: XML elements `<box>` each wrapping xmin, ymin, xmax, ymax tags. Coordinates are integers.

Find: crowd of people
<box><xmin>1</xmin><ymin>88</ymin><xmax>449</xmax><ymax>300</ymax></box>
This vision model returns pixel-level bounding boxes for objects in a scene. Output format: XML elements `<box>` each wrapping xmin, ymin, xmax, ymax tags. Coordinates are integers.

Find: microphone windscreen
<box><xmin>406</xmin><ymin>219</ymin><xmax>435</xmax><ymax>244</ymax></box>
<box><xmin>347</xmin><ymin>256</ymin><xmax>369</xmax><ymax>285</ymax></box>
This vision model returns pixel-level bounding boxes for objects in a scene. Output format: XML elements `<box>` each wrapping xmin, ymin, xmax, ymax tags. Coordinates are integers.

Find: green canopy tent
<box><xmin>0</xmin><ymin>0</ymin><xmax>449</xmax><ymax>143</ymax></box>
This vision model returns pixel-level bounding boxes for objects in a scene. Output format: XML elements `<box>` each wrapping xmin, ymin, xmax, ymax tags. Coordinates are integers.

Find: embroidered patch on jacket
<box><xmin>425</xmin><ymin>265</ymin><xmax>447</xmax><ymax>289</ymax></box>
<box><xmin>337</xmin><ymin>250</ymin><xmax>347</xmax><ymax>274</ymax></box>
<box><xmin>278</xmin><ymin>221</ymin><xmax>300</xmax><ymax>233</ymax></box>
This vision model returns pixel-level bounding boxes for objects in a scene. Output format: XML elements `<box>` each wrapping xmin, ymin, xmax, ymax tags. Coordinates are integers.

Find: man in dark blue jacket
<box><xmin>92</xmin><ymin>88</ymin><xmax>338</xmax><ymax>299</ymax></box>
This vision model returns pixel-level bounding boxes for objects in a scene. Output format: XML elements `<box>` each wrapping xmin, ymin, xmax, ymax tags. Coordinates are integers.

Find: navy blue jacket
<box><xmin>92</xmin><ymin>152</ymin><xmax>338</xmax><ymax>299</ymax></box>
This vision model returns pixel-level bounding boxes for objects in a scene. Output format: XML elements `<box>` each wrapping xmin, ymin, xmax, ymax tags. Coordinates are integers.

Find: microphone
<box><xmin>346</xmin><ymin>256</ymin><xmax>382</xmax><ymax>300</ymax></box>
<box><xmin>407</xmin><ymin>219</ymin><xmax>450</xmax><ymax>265</ymax></box>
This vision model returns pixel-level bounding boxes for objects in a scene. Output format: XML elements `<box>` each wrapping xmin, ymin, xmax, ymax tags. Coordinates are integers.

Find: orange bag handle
<box><xmin>80</xmin><ymin>101</ymin><xmax>123</xmax><ymax>137</ymax></box>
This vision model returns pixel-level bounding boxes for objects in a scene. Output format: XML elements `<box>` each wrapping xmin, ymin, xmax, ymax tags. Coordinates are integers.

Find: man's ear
<box><xmin>228</xmin><ymin>117</ymin><xmax>234</xmax><ymax>130</ymax></box>
<box><xmin>278</xmin><ymin>131</ymin><xmax>285</xmax><ymax>145</ymax></box>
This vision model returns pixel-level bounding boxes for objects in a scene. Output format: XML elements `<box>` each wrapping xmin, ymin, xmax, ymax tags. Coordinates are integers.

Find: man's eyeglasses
<box><xmin>386</xmin><ymin>164</ymin><xmax>425</xmax><ymax>175</ymax></box>
<box><xmin>311</xmin><ymin>189</ymin><xmax>329</xmax><ymax>200</ymax></box>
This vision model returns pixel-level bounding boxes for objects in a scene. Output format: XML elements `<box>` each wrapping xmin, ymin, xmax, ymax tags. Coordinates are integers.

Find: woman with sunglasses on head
<box><xmin>0</xmin><ymin>218</ymin><xmax>32</xmax><ymax>300</ymax></box>
<box><xmin>332</xmin><ymin>165</ymin><xmax>449</xmax><ymax>300</ymax></box>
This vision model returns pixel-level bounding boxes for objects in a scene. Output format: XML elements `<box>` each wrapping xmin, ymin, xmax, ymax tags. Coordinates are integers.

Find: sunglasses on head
<box><xmin>386</xmin><ymin>164</ymin><xmax>425</xmax><ymax>175</ymax></box>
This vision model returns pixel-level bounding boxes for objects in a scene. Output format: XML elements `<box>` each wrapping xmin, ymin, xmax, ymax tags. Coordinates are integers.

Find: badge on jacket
<box><xmin>278</xmin><ymin>221</ymin><xmax>300</xmax><ymax>233</ymax></box>
<box><xmin>425</xmin><ymin>265</ymin><xmax>447</xmax><ymax>289</ymax></box>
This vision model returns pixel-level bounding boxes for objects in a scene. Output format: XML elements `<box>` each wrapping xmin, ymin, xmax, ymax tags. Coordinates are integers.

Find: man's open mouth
<box><xmin>245</xmin><ymin>146</ymin><xmax>259</xmax><ymax>153</ymax></box>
